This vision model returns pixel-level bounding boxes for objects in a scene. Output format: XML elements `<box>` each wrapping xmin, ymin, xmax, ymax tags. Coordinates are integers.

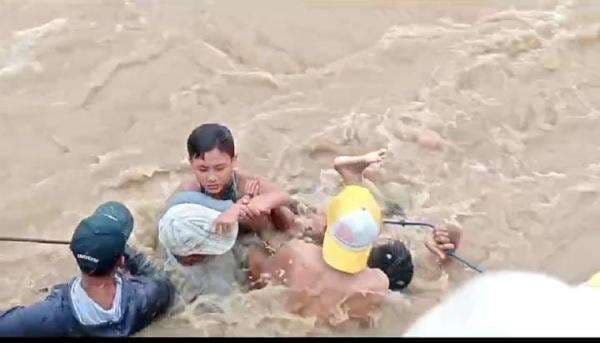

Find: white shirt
<box><xmin>70</xmin><ymin>276</ymin><xmax>123</xmax><ymax>326</ymax></box>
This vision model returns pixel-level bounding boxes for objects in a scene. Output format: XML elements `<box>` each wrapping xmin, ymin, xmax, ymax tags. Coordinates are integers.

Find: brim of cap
<box><xmin>322</xmin><ymin>231</ymin><xmax>371</xmax><ymax>274</ymax></box>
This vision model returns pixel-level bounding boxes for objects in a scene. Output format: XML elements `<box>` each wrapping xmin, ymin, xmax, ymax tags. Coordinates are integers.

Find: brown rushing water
<box><xmin>2</xmin><ymin>0</ymin><xmax>600</xmax><ymax>336</ymax></box>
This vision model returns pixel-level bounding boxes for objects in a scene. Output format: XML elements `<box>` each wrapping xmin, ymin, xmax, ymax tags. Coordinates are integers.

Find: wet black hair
<box><xmin>187</xmin><ymin>123</ymin><xmax>235</xmax><ymax>160</ymax></box>
<box><xmin>368</xmin><ymin>240</ymin><xmax>414</xmax><ymax>291</ymax></box>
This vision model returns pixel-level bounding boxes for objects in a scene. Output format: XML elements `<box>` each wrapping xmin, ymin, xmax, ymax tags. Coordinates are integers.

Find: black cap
<box><xmin>93</xmin><ymin>201</ymin><xmax>134</xmax><ymax>240</ymax></box>
<box><xmin>70</xmin><ymin>213</ymin><xmax>127</xmax><ymax>276</ymax></box>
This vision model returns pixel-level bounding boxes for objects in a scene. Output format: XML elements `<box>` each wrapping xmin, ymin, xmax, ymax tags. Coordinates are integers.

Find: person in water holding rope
<box><xmin>0</xmin><ymin>202</ymin><xmax>174</xmax><ymax>337</ymax></box>
<box><xmin>244</xmin><ymin>149</ymin><xmax>453</xmax><ymax>326</ymax></box>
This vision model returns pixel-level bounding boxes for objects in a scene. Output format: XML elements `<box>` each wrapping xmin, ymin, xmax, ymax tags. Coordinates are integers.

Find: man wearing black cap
<box><xmin>0</xmin><ymin>202</ymin><xmax>174</xmax><ymax>337</ymax></box>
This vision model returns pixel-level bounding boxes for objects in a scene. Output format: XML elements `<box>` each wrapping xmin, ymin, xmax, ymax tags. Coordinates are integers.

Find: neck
<box><xmin>80</xmin><ymin>273</ymin><xmax>118</xmax><ymax>310</ymax></box>
<box><xmin>204</xmin><ymin>174</ymin><xmax>236</xmax><ymax>200</ymax></box>
<box><xmin>207</xmin><ymin>188</ymin><xmax>226</xmax><ymax>200</ymax></box>
<box><xmin>81</xmin><ymin>273</ymin><xmax>116</xmax><ymax>288</ymax></box>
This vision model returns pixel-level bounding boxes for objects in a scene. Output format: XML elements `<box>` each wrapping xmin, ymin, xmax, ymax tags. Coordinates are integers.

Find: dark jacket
<box><xmin>0</xmin><ymin>247</ymin><xmax>173</xmax><ymax>337</ymax></box>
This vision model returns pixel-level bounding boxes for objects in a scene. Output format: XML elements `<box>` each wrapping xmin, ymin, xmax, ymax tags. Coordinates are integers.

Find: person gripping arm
<box><xmin>238</xmin><ymin>177</ymin><xmax>291</xmax><ymax>221</ymax></box>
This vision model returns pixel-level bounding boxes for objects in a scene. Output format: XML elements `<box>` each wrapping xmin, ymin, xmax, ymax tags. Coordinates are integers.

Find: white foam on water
<box><xmin>0</xmin><ymin>18</ymin><xmax>67</xmax><ymax>77</ymax></box>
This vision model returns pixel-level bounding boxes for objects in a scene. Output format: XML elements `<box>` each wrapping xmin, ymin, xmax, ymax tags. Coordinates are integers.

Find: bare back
<box><xmin>251</xmin><ymin>240</ymin><xmax>389</xmax><ymax>326</ymax></box>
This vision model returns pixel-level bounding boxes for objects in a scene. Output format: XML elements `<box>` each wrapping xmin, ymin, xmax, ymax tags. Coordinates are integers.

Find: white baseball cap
<box><xmin>158</xmin><ymin>203</ymin><xmax>238</xmax><ymax>256</ymax></box>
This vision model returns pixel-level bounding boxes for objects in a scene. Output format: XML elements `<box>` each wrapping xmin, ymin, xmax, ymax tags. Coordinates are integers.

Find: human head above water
<box><xmin>69</xmin><ymin>201</ymin><xmax>133</xmax><ymax>277</ymax></box>
<box><xmin>158</xmin><ymin>203</ymin><xmax>239</xmax><ymax>267</ymax></box>
<box><xmin>187</xmin><ymin>123</ymin><xmax>236</xmax><ymax>196</ymax></box>
<box><xmin>368</xmin><ymin>240</ymin><xmax>414</xmax><ymax>291</ymax></box>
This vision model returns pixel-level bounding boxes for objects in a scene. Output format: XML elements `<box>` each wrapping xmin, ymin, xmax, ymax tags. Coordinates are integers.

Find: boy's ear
<box><xmin>232</xmin><ymin>154</ymin><xmax>238</xmax><ymax>167</ymax></box>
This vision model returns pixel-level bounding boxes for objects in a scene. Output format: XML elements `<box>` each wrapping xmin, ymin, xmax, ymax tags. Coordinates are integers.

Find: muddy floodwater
<box><xmin>2</xmin><ymin>0</ymin><xmax>600</xmax><ymax>336</ymax></box>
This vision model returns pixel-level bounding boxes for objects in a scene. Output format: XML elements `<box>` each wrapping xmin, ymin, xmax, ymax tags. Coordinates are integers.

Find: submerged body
<box><xmin>249</xmin><ymin>239</ymin><xmax>388</xmax><ymax>326</ymax></box>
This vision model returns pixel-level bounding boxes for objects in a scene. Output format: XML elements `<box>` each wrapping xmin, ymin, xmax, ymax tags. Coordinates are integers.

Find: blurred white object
<box><xmin>404</xmin><ymin>271</ymin><xmax>600</xmax><ymax>337</ymax></box>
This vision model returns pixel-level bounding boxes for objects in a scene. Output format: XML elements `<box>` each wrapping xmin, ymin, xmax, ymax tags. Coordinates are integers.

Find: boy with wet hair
<box><xmin>367</xmin><ymin>239</ymin><xmax>414</xmax><ymax>291</ymax></box>
<box><xmin>178</xmin><ymin>123</ymin><xmax>298</xmax><ymax>237</ymax></box>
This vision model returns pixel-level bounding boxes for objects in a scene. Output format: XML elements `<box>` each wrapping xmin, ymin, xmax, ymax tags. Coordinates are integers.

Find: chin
<box><xmin>205</xmin><ymin>188</ymin><xmax>222</xmax><ymax>195</ymax></box>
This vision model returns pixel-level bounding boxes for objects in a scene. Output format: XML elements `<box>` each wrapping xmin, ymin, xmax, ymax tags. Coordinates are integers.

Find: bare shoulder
<box><xmin>272</xmin><ymin>240</ymin><xmax>325</xmax><ymax>273</ymax></box>
<box><xmin>359</xmin><ymin>267</ymin><xmax>389</xmax><ymax>288</ymax></box>
<box><xmin>233</xmin><ymin>171</ymin><xmax>253</xmax><ymax>187</ymax></box>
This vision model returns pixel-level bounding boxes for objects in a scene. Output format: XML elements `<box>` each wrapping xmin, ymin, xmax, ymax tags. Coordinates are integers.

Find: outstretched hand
<box><xmin>425</xmin><ymin>225</ymin><xmax>462</xmax><ymax>261</ymax></box>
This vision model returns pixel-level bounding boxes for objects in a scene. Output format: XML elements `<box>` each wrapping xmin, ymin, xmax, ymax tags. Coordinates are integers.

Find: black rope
<box><xmin>0</xmin><ymin>237</ymin><xmax>70</xmax><ymax>245</ymax></box>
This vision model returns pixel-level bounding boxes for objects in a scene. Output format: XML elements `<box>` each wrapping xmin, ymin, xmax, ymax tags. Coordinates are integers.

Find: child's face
<box><xmin>190</xmin><ymin>147</ymin><xmax>235</xmax><ymax>196</ymax></box>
